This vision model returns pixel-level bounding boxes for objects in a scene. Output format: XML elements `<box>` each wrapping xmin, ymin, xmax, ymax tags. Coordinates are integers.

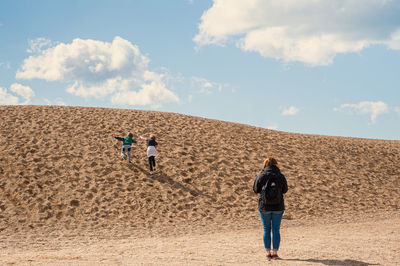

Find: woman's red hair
<box><xmin>263</xmin><ymin>157</ymin><xmax>278</xmax><ymax>168</ymax></box>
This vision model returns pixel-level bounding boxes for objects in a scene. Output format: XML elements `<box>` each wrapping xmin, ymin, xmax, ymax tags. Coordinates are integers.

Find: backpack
<box><xmin>261</xmin><ymin>173</ymin><xmax>282</xmax><ymax>205</ymax></box>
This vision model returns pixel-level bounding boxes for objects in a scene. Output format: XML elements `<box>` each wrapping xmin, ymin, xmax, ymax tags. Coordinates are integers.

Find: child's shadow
<box><xmin>284</xmin><ymin>258</ymin><xmax>379</xmax><ymax>266</ymax></box>
<box><xmin>132</xmin><ymin>164</ymin><xmax>216</xmax><ymax>201</ymax></box>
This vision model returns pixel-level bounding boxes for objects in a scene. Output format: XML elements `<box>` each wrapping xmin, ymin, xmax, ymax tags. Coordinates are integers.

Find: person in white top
<box><xmin>146</xmin><ymin>135</ymin><xmax>159</xmax><ymax>175</ymax></box>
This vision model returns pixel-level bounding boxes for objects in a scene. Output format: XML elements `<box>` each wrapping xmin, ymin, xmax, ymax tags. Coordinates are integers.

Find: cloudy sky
<box><xmin>1</xmin><ymin>0</ymin><xmax>399</xmax><ymax>140</ymax></box>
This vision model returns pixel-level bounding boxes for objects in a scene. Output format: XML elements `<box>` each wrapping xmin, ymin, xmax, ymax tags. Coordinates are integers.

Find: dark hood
<box><xmin>263</xmin><ymin>165</ymin><xmax>280</xmax><ymax>174</ymax></box>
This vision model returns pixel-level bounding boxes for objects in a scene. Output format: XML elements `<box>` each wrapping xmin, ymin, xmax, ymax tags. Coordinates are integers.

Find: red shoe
<box><xmin>266</xmin><ymin>254</ymin><xmax>272</xmax><ymax>260</ymax></box>
<box><xmin>272</xmin><ymin>254</ymin><xmax>280</xmax><ymax>260</ymax></box>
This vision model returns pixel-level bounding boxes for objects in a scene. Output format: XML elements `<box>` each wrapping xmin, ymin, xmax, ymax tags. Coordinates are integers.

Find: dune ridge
<box><xmin>1</xmin><ymin>105</ymin><xmax>399</xmax><ymax>239</ymax></box>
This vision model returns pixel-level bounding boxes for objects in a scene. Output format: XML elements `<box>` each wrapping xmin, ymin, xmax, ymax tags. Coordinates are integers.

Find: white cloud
<box><xmin>17</xmin><ymin>36</ymin><xmax>179</xmax><ymax>106</ymax></box>
<box><xmin>10</xmin><ymin>83</ymin><xmax>35</xmax><ymax>104</ymax></box>
<box><xmin>191</xmin><ymin>76</ymin><xmax>225</xmax><ymax>94</ymax></box>
<box><xmin>394</xmin><ymin>107</ymin><xmax>400</xmax><ymax>116</ymax></box>
<box><xmin>388</xmin><ymin>29</ymin><xmax>400</xmax><ymax>49</ymax></box>
<box><xmin>111</xmin><ymin>72</ymin><xmax>179</xmax><ymax>108</ymax></box>
<box><xmin>334</xmin><ymin>101</ymin><xmax>389</xmax><ymax>124</ymax></box>
<box><xmin>0</xmin><ymin>87</ymin><xmax>19</xmax><ymax>105</ymax></box>
<box><xmin>27</xmin><ymin>37</ymin><xmax>55</xmax><ymax>54</ymax></box>
<box><xmin>0</xmin><ymin>62</ymin><xmax>11</xmax><ymax>69</ymax></box>
<box><xmin>194</xmin><ymin>0</ymin><xmax>400</xmax><ymax>66</ymax></box>
<box><xmin>266</xmin><ymin>124</ymin><xmax>278</xmax><ymax>130</ymax></box>
<box><xmin>281</xmin><ymin>106</ymin><xmax>299</xmax><ymax>116</ymax></box>
<box><xmin>44</xmin><ymin>97</ymin><xmax>66</xmax><ymax>106</ymax></box>
<box><xmin>0</xmin><ymin>84</ymin><xmax>34</xmax><ymax>105</ymax></box>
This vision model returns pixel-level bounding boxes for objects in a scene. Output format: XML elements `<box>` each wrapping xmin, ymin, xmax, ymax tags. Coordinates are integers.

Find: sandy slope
<box><xmin>0</xmin><ymin>105</ymin><xmax>399</xmax><ymax>264</ymax></box>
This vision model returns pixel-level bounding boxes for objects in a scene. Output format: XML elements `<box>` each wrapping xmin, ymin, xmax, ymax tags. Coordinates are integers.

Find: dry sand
<box><xmin>1</xmin><ymin>105</ymin><xmax>399</xmax><ymax>265</ymax></box>
<box><xmin>2</xmin><ymin>214</ymin><xmax>400</xmax><ymax>265</ymax></box>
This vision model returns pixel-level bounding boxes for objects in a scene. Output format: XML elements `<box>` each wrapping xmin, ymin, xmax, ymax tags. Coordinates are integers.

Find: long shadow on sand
<box><xmin>131</xmin><ymin>164</ymin><xmax>217</xmax><ymax>201</ymax></box>
<box><xmin>283</xmin><ymin>258</ymin><xmax>379</xmax><ymax>266</ymax></box>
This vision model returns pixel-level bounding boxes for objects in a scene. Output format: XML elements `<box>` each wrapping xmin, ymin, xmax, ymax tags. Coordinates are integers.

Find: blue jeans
<box><xmin>259</xmin><ymin>210</ymin><xmax>284</xmax><ymax>251</ymax></box>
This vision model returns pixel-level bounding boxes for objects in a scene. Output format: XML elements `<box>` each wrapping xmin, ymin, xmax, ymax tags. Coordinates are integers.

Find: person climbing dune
<box><xmin>146</xmin><ymin>134</ymin><xmax>159</xmax><ymax>176</ymax></box>
<box><xmin>114</xmin><ymin>133</ymin><xmax>137</xmax><ymax>163</ymax></box>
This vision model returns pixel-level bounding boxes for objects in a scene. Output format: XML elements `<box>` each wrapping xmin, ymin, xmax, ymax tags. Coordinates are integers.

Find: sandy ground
<box><xmin>1</xmin><ymin>105</ymin><xmax>399</xmax><ymax>265</ymax></box>
<box><xmin>1</xmin><ymin>215</ymin><xmax>399</xmax><ymax>265</ymax></box>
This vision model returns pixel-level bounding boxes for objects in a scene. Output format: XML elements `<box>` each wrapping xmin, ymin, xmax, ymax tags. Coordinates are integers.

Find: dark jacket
<box><xmin>147</xmin><ymin>139</ymin><xmax>158</xmax><ymax>147</ymax></box>
<box><xmin>253</xmin><ymin>165</ymin><xmax>288</xmax><ymax>211</ymax></box>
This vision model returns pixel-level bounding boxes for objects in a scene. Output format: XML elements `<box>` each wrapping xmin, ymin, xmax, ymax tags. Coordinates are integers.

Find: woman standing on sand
<box><xmin>253</xmin><ymin>157</ymin><xmax>288</xmax><ymax>260</ymax></box>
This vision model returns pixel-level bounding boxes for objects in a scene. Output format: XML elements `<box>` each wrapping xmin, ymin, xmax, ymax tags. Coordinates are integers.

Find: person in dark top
<box><xmin>253</xmin><ymin>157</ymin><xmax>288</xmax><ymax>260</ymax></box>
<box><xmin>146</xmin><ymin>134</ymin><xmax>159</xmax><ymax>175</ymax></box>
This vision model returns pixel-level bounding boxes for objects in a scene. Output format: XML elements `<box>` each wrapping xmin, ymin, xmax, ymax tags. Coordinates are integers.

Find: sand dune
<box><xmin>1</xmin><ymin>105</ymin><xmax>399</xmax><ymax>264</ymax></box>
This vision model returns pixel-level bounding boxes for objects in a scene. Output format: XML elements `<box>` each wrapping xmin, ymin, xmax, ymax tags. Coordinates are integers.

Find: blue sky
<box><xmin>1</xmin><ymin>0</ymin><xmax>399</xmax><ymax>140</ymax></box>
